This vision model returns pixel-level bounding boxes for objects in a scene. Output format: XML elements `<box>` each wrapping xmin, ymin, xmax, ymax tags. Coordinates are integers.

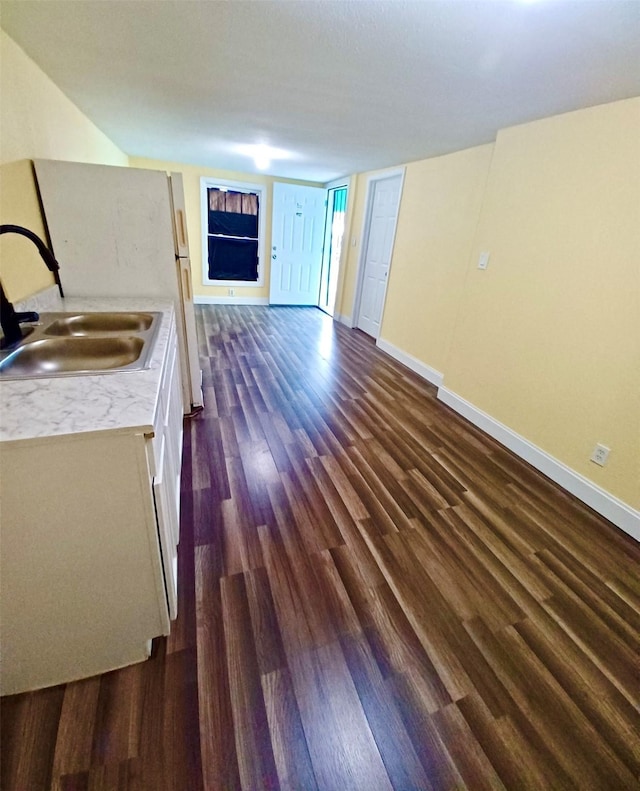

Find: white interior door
<box><xmin>357</xmin><ymin>174</ymin><xmax>403</xmax><ymax>338</ymax></box>
<box><xmin>270</xmin><ymin>183</ymin><xmax>327</xmax><ymax>305</ymax></box>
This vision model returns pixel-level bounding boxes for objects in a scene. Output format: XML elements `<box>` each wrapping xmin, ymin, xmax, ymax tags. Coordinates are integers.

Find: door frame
<box><xmin>319</xmin><ymin>176</ymin><xmax>351</xmax><ymax>316</ymax></box>
<box><xmin>350</xmin><ymin>167</ymin><xmax>406</xmax><ymax>336</ymax></box>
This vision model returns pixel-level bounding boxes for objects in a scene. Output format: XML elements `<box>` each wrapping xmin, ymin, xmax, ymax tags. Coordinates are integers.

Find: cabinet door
<box><xmin>0</xmin><ymin>431</ymin><xmax>170</xmax><ymax>694</ymax></box>
<box><xmin>153</xmin><ymin>436</ymin><xmax>178</xmax><ymax>621</ymax></box>
<box><xmin>162</xmin><ymin>337</ymin><xmax>183</xmax><ymax>546</ymax></box>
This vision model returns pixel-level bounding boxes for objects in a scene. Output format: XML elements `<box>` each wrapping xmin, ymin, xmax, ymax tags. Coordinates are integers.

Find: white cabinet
<box><xmin>148</xmin><ymin>326</ymin><xmax>184</xmax><ymax>620</ymax></box>
<box><xmin>0</xmin><ymin>316</ymin><xmax>183</xmax><ymax>695</ymax></box>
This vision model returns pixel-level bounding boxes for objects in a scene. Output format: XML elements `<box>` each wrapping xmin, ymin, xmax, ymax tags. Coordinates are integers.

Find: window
<box><xmin>200</xmin><ymin>177</ymin><xmax>266</xmax><ymax>286</ymax></box>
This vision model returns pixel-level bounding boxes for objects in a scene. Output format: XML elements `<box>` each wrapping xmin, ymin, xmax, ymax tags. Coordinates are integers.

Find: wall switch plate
<box><xmin>478</xmin><ymin>252</ymin><xmax>490</xmax><ymax>270</ymax></box>
<box><xmin>590</xmin><ymin>444</ymin><xmax>610</xmax><ymax>466</ymax></box>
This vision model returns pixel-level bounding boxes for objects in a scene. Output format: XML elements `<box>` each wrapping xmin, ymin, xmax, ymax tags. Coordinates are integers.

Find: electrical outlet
<box><xmin>228</xmin><ymin>288</ymin><xmax>235</xmax><ymax>297</ymax></box>
<box><xmin>590</xmin><ymin>444</ymin><xmax>610</xmax><ymax>466</ymax></box>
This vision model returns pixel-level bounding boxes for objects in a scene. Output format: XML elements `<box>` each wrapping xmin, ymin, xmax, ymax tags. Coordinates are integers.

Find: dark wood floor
<box><xmin>2</xmin><ymin>304</ymin><xmax>639</xmax><ymax>791</ymax></box>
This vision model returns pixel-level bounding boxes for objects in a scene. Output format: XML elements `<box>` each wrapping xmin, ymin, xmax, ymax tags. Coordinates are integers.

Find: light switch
<box><xmin>478</xmin><ymin>252</ymin><xmax>490</xmax><ymax>270</ymax></box>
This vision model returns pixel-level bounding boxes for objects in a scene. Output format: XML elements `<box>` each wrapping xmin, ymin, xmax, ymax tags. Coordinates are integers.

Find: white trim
<box><xmin>200</xmin><ymin>177</ymin><xmax>266</xmax><ymax>288</ymax></box>
<box><xmin>319</xmin><ymin>178</ymin><xmax>352</xmax><ymax>316</ymax></box>
<box><xmin>376</xmin><ymin>338</ymin><xmax>444</xmax><ymax>388</ymax></box>
<box><xmin>334</xmin><ymin>313</ymin><xmax>353</xmax><ymax>327</ymax></box>
<box><xmin>437</xmin><ymin>387</ymin><xmax>640</xmax><ymax>542</ymax></box>
<box><xmin>319</xmin><ymin>186</ymin><xmax>334</xmax><ymax>311</ymax></box>
<box><xmin>351</xmin><ymin>167</ymin><xmax>406</xmax><ymax>338</ymax></box>
<box><xmin>194</xmin><ymin>296</ymin><xmax>269</xmax><ymax>306</ymax></box>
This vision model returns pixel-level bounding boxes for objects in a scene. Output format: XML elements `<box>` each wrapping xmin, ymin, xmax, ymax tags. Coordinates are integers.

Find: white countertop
<box><xmin>0</xmin><ymin>297</ymin><xmax>175</xmax><ymax>444</ymax></box>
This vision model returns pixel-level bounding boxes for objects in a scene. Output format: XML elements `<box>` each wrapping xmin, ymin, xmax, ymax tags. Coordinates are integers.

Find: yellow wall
<box><xmin>0</xmin><ymin>30</ymin><xmax>128</xmax><ymax>301</ymax></box>
<box><xmin>337</xmin><ymin>99</ymin><xmax>639</xmax><ymax>510</ymax></box>
<box><xmin>336</xmin><ymin>144</ymin><xmax>494</xmax><ymax>374</ymax></box>
<box><xmin>444</xmin><ymin>98</ymin><xmax>640</xmax><ymax>506</ymax></box>
<box><xmin>130</xmin><ymin>157</ymin><xmax>322</xmax><ymax>300</ymax></box>
<box><xmin>0</xmin><ymin>160</ymin><xmax>53</xmax><ymax>300</ymax></box>
<box><xmin>380</xmin><ymin>144</ymin><xmax>494</xmax><ymax>374</ymax></box>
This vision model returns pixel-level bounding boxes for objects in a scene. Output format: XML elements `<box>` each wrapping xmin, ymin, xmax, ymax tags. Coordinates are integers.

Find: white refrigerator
<box><xmin>33</xmin><ymin>159</ymin><xmax>203</xmax><ymax>413</ymax></box>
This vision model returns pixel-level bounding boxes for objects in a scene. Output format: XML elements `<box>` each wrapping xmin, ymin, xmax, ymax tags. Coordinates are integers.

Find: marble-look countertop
<box><xmin>0</xmin><ymin>297</ymin><xmax>175</xmax><ymax>444</ymax></box>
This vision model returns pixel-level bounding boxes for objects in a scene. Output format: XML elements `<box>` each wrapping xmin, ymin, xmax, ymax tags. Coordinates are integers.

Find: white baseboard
<box><xmin>437</xmin><ymin>387</ymin><xmax>640</xmax><ymax>542</ymax></box>
<box><xmin>194</xmin><ymin>296</ymin><xmax>269</xmax><ymax>306</ymax></box>
<box><xmin>334</xmin><ymin>313</ymin><xmax>353</xmax><ymax>328</ymax></box>
<box><xmin>376</xmin><ymin>338</ymin><xmax>444</xmax><ymax>388</ymax></box>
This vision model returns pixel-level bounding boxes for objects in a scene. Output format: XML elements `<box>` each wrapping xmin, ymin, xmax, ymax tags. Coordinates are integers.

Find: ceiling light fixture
<box><xmin>234</xmin><ymin>143</ymin><xmax>291</xmax><ymax>172</ymax></box>
<box><xmin>254</xmin><ymin>147</ymin><xmax>271</xmax><ymax>170</ymax></box>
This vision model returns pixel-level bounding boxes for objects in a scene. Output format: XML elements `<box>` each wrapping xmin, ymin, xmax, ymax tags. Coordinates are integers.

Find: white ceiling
<box><xmin>2</xmin><ymin>0</ymin><xmax>639</xmax><ymax>182</ymax></box>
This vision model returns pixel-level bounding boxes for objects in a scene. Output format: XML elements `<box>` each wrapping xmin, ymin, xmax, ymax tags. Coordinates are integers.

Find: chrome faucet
<box><xmin>0</xmin><ymin>224</ymin><xmax>64</xmax><ymax>349</ymax></box>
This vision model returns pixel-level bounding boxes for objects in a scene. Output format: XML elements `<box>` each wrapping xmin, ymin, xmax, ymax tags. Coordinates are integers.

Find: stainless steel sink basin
<box><xmin>0</xmin><ymin>311</ymin><xmax>161</xmax><ymax>380</ymax></box>
<box><xmin>44</xmin><ymin>312</ymin><xmax>154</xmax><ymax>336</ymax></box>
<box><xmin>0</xmin><ymin>337</ymin><xmax>145</xmax><ymax>376</ymax></box>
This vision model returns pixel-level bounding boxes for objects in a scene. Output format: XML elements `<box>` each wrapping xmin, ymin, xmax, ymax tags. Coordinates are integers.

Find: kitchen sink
<box><xmin>0</xmin><ymin>337</ymin><xmax>145</xmax><ymax>376</ymax></box>
<box><xmin>44</xmin><ymin>312</ymin><xmax>155</xmax><ymax>336</ymax></box>
<box><xmin>0</xmin><ymin>311</ymin><xmax>161</xmax><ymax>380</ymax></box>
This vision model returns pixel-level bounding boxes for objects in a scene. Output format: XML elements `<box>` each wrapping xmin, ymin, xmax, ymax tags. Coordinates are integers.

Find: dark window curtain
<box><xmin>207</xmin><ymin>188</ymin><xmax>260</xmax><ymax>280</ymax></box>
<box><xmin>208</xmin><ymin>237</ymin><xmax>259</xmax><ymax>281</ymax></box>
<box><xmin>208</xmin><ymin>211</ymin><xmax>258</xmax><ymax>238</ymax></box>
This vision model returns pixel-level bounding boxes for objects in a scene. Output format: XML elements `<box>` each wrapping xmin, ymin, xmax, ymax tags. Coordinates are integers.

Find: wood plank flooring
<box><xmin>2</xmin><ymin>304</ymin><xmax>639</xmax><ymax>790</ymax></box>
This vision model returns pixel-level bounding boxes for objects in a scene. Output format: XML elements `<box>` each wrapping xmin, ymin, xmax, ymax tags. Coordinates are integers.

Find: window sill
<box><xmin>203</xmin><ymin>278</ymin><xmax>264</xmax><ymax>288</ymax></box>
